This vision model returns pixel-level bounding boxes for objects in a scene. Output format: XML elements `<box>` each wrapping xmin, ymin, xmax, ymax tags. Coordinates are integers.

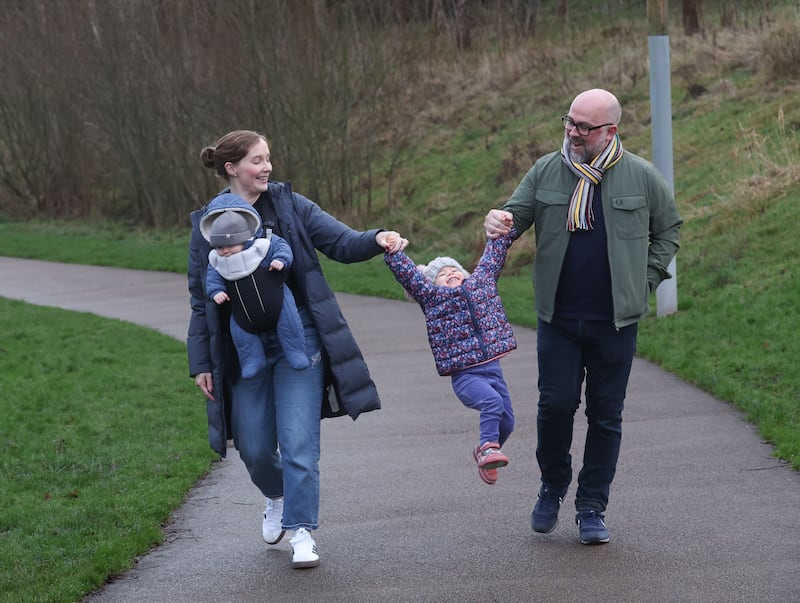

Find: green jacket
<box><xmin>503</xmin><ymin>149</ymin><xmax>682</xmax><ymax>328</ymax></box>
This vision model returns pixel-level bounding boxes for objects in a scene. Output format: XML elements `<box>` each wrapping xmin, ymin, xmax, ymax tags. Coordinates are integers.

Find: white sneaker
<box><xmin>262</xmin><ymin>498</ymin><xmax>285</xmax><ymax>545</ymax></box>
<box><xmin>290</xmin><ymin>528</ymin><xmax>320</xmax><ymax>568</ymax></box>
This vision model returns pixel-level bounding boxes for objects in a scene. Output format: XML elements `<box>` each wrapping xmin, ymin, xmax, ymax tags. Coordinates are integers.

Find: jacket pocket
<box><xmin>536</xmin><ymin>188</ymin><xmax>571</xmax><ymax>232</ymax></box>
<box><xmin>610</xmin><ymin>195</ymin><xmax>648</xmax><ymax>239</ymax></box>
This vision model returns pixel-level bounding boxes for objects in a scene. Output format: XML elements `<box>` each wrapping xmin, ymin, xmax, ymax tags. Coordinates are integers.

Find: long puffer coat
<box><xmin>187</xmin><ymin>181</ymin><xmax>385</xmax><ymax>456</ymax></box>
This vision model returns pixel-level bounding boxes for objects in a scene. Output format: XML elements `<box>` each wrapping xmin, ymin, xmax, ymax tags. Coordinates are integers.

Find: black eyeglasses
<box><xmin>561</xmin><ymin>115</ymin><xmax>614</xmax><ymax>136</ymax></box>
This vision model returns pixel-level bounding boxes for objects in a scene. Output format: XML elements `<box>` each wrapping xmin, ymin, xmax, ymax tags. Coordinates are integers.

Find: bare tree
<box><xmin>682</xmin><ymin>0</ymin><xmax>702</xmax><ymax>36</ymax></box>
<box><xmin>4</xmin><ymin>0</ymin><xmax>714</xmax><ymax>227</ymax></box>
<box><xmin>0</xmin><ymin>3</ymin><xmax>95</xmax><ymax>218</ymax></box>
<box><xmin>522</xmin><ymin>0</ymin><xmax>542</xmax><ymax>36</ymax></box>
<box><xmin>557</xmin><ymin>0</ymin><xmax>569</xmax><ymax>30</ymax></box>
<box><xmin>432</xmin><ymin>0</ymin><xmax>472</xmax><ymax>50</ymax></box>
<box><xmin>84</xmin><ymin>1</ymin><xmax>228</xmax><ymax>226</ymax></box>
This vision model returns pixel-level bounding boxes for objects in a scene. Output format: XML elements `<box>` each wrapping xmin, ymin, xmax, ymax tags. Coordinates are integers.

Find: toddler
<box><xmin>385</xmin><ymin>232</ymin><xmax>517</xmax><ymax>484</ymax></box>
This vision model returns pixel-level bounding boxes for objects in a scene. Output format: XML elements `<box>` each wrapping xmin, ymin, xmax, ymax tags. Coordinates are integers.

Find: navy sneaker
<box><xmin>531</xmin><ymin>485</ymin><xmax>565</xmax><ymax>533</ymax></box>
<box><xmin>576</xmin><ymin>510</ymin><xmax>610</xmax><ymax>545</ymax></box>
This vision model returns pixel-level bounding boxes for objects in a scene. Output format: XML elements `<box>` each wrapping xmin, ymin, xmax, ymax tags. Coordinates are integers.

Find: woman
<box><xmin>187</xmin><ymin>130</ymin><xmax>407</xmax><ymax>569</ymax></box>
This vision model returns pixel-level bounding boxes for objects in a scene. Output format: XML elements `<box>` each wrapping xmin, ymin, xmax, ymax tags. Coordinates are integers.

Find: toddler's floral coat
<box><xmin>385</xmin><ymin>233</ymin><xmax>517</xmax><ymax>376</ymax></box>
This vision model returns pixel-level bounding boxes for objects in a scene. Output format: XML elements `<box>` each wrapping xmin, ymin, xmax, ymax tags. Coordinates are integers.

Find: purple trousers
<box><xmin>450</xmin><ymin>359</ymin><xmax>514</xmax><ymax>447</ymax></box>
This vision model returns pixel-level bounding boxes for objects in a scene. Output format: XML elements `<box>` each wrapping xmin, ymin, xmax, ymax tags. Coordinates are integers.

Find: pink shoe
<box><xmin>472</xmin><ymin>442</ymin><xmax>508</xmax><ymax>486</ymax></box>
<box><xmin>476</xmin><ymin>442</ymin><xmax>509</xmax><ymax>469</ymax></box>
<box><xmin>472</xmin><ymin>445</ymin><xmax>498</xmax><ymax>485</ymax></box>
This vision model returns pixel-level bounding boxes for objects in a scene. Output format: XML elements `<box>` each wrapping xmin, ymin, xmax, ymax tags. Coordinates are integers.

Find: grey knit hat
<box><xmin>422</xmin><ymin>256</ymin><xmax>470</xmax><ymax>282</ymax></box>
<box><xmin>209</xmin><ymin>210</ymin><xmax>254</xmax><ymax>247</ymax></box>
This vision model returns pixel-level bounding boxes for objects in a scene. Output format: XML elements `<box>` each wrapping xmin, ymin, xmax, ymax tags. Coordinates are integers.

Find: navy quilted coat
<box><xmin>187</xmin><ymin>181</ymin><xmax>385</xmax><ymax>456</ymax></box>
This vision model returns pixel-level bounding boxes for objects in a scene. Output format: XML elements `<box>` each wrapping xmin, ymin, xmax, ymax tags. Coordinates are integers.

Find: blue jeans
<box><xmin>536</xmin><ymin>317</ymin><xmax>637</xmax><ymax>513</ymax></box>
<box><xmin>230</xmin><ymin>307</ymin><xmax>325</xmax><ymax>530</ymax></box>
<box><xmin>451</xmin><ymin>359</ymin><xmax>514</xmax><ymax>446</ymax></box>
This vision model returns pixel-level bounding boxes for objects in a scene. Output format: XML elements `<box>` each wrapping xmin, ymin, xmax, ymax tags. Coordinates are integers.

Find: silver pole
<box><xmin>649</xmin><ymin>34</ymin><xmax>678</xmax><ymax>317</ymax></box>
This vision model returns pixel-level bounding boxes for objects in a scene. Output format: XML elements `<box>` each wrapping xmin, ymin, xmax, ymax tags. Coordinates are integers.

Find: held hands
<box><xmin>484</xmin><ymin>209</ymin><xmax>513</xmax><ymax>239</ymax></box>
<box><xmin>377</xmin><ymin>230</ymin><xmax>409</xmax><ymax>253</ymax></box>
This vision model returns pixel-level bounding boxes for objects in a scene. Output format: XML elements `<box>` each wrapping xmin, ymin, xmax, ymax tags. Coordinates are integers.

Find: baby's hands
<box><xmin>269</xmin><ymin>259</ymin><xmax>285</xmax><ymax>271</ymax></box>
<box><xmin>213</xmin><ymin>292</ymin><xmax>229</xmax><ymax>305</ymax></box>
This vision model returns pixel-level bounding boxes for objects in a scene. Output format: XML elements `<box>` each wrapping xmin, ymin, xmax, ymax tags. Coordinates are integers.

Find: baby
<box><xmin>202</xmin><ymin>193</ymin><xmax>308</xmax><ymax>378</ymax></box>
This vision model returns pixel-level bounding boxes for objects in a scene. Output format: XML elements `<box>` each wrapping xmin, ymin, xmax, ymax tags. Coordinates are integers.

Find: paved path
<box><xmin>4</xmin><ymin>257</ymin><xmax>799</xmax><ymax>603</ymax></box>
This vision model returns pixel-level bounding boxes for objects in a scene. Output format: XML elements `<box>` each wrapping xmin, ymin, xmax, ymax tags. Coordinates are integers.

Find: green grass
<box><xmin>0</xmin><ymin>219</ymin><xmax>190</xmax><ymax>273</ymax></box>
<box><xmin>0</xmin><ymin>299</ymin><xmax>216</xmax><ymax>602</ymax></box>
<box><xmin>637</xmin><ymin>186</ymin><xmax>800</xmax><ymax>465</ymax></box>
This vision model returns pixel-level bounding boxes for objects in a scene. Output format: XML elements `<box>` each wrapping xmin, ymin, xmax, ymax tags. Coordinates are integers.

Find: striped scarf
<box><xmin>560</xmin><ymin>134</ymin><xmax>624</xmax><ymax>231</ymax></box>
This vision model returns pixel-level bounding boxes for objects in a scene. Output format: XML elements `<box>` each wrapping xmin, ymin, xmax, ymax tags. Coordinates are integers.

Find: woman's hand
<box><xmin>376</xmin><ymin>230</ymin><xmax>408</xmax><ymax>253</ymax></box>
<box><xmin>195</xmin><ymin>372</ymin><xmax>216</xmax><ymax>401</ymax></box>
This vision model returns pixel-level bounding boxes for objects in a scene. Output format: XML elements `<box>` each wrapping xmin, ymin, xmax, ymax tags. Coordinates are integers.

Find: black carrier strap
<box><xmin>228</xmin><ymin>264</ymin><xmax>284</xmax><ymax>334</ymax></box>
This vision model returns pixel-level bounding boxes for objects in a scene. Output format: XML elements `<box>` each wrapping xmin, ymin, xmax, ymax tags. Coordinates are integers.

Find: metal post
<box><xmin>648</xmin><ymin>1</ymin><xmax>678</xmax><ymax>316</ymax></box>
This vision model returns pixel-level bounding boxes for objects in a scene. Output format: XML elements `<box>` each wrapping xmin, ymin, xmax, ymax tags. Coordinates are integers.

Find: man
<box><xmin>484</xmin><ymin>88</ymin><xmax>682</xmax><ymax>545</ymax></box>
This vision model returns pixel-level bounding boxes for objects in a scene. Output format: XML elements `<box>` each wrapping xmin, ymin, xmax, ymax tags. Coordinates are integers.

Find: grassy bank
<box><xmin>0</xmin><ymin>298</ymin><xmax>217</xmax><ymax>602</ymax></box>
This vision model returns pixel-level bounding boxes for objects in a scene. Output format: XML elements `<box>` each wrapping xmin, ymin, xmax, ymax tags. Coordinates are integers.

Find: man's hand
<box><xmin>484</xmin><ymin>209</ymin><xmax>514</xmax><ymax>239</ymax></box>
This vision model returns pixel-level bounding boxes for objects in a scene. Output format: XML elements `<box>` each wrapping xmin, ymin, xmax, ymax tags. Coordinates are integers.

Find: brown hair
<box><xmin>200</xmin><ymin>130</ymin><xmax>268</xmax><ymax>180</ymax></box>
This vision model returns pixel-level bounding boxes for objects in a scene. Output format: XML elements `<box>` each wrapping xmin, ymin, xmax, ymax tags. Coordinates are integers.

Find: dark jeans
<box><xmin>536</xmin><ymin>317</ymin><xmax>637</xmax><ymax>513</ymax></box>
